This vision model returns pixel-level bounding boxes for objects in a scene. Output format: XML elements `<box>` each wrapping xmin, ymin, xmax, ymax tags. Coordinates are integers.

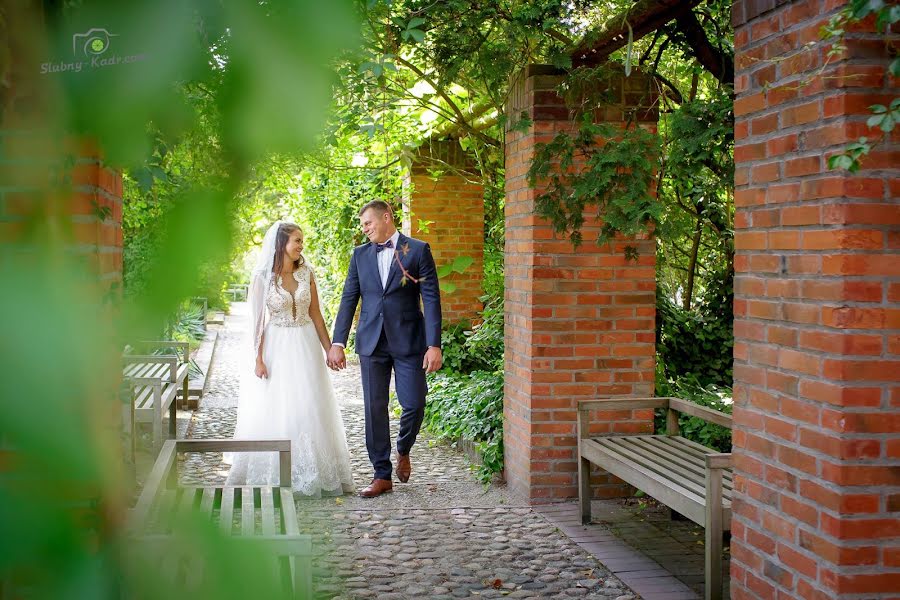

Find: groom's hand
<box><xmin>327</xmin><ymin>344</ymin><xmax>347</xmax><ymax>370</ymax></box>
<box><xmin>423</xmin><ymin>347</ymin><xmax>442</xmax><ymax>374</ymax></box>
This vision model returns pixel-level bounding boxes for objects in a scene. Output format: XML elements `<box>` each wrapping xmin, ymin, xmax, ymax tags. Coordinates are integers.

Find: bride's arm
<box><xmin>308</xmin><ymin>271</ymin><xmax>332</xmax><ymax>352</ymax></box>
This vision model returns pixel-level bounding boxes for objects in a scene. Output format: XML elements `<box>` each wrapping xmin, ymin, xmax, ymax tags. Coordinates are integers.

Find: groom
<box><xmin>328</xmin><ymin>200</ymin><xmax>443</xmax><ymax>498</ymax></box>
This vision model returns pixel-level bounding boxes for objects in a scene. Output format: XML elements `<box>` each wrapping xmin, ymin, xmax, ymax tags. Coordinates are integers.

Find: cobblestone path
<box><xmin>181</xmin><ymin>304</ymin><xmax>640</xmax><ymax>600</ymax></box>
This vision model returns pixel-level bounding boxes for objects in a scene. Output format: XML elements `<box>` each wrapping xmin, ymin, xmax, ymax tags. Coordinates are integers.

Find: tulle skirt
<box><xmin>225</xmin><ymin>322</ymin><xmax>354</xmax><ymax>496</ymax></box>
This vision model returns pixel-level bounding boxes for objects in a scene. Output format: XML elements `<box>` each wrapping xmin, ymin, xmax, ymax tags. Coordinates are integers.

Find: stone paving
<box><xmin>176</xmin><ymin>304</ymin><xmax>642</xmax><ymax>599</ymax></box>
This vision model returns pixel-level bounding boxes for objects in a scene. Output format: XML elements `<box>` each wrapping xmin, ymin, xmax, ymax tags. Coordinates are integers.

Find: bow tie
<box><xmin>375</xmin><ymin>240</ymin><xmax>394</xmax><ymax>253</ymax></box>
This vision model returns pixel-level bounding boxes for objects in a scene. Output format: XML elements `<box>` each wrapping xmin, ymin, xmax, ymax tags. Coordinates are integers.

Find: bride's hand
<box><xmin>255</xmin><ymin>359</ymin><xmax>269</xmax><ymax>379</ymax></box>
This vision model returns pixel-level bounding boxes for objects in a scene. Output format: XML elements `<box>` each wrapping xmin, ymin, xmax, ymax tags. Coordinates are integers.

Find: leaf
<box><xmin>407</xmin><ymin>28</ymin><xmax>425</xmax><ymax>43</ymax></box>
<box><xmin>451</xmin><ymin>255</ymin><xmax>474</xmax><ymax>273</ymax></box>
<box><xmin>442</xmin><ymin>282</ymin><xmax>457</xmax><ymax>294</ymax></box>
<box><xmin>407</xmin><ymin>16</ymin><xmax>426</xmax><ymax>29</ymax></box>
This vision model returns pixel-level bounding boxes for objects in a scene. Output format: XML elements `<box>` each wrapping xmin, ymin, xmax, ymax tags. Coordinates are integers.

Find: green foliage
<box><xmin>2</xmin><ymin>1</ymin><xmax>359</xmax><ymax>598</ymax></box>
<box><xmin>423</xmin><ymin>370</ymin><xmax>505</xmax><ymax>483</ymax></box>
<box><xmin>823</xmin><ymin>0</ymin><xmax>899</xmax><ymax>172</ymax></box>
<box><xmin>528</xmin><ymin>110</ymin><xmax>662</xmax><ymax>248</ymax></box>
<box><xmin>438</xmin><ymin>298</ymin><xmax>505</xmax><ymax>375</ymax></box>
<box><xmin>168</xmin><ymin>302</ymin><xmax>207</xmax><ymax>343</ymax></box>
<box><xmin>657</xmin><ymin>266</ymin><xmax>734</xmax><ymax>388</ymax></box>
<box><xmin>655</xmin><ymin>377</ymin><xmax>733</xmax><ymax>453</ymax></box>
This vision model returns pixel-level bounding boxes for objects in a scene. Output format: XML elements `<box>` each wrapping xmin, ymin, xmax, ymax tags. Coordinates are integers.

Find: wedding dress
<box><xmin>225</xmin><ymin>256</ymin><xmax>354</xmax><ymax>497</ymax></box>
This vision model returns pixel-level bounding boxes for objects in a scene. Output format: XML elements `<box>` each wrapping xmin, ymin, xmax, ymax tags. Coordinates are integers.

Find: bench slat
<box><xmin>679</xmin><ymin>433</ymin><xmax>732</xmax><ymax>456</ymax></box>
<box><xmin>220</xmin><ymin>488</ymin><xmax>235</xmax><ymax>536</ymax></box>
<box><xmin>261</xmin><ymin>487</ymin><xmax>276</xmax><ymax>536</ymax></box>
<box><xmin>619</xmin><ymin>437</ymin><xmax>713</xmax><ymax>490</ymax></box>
<box><xmin>582</xmin><ymin>438</ymin><xmax>706</xmax><ymax>526</ymax></box>
<box><xmin>199</xmin><ymin>487</ymin><xmax>217</xmax><ymax>520</ymax></box>
<box><xmin>280</xmin><ymin>488</ymin><xmax>298</xmax><ymax>535</ymax></box>
<box><xmin>615</xmin><ymin>437</ymin><xmax>735</xmax><ymax>501</ymax></box>
<box><xmin>241</xmin><ymin>487</ymin><xmax>255</xmax><ymax>536</ymax></box>
<box><xmin>642</xmin><ymin>436</ymin><xmax>735</xmax><ymax>491</ymax></box>
<box><xmin>595</xmin><ymin>437</ymin><xmax>713</xmax><ymax>506</ymax></box>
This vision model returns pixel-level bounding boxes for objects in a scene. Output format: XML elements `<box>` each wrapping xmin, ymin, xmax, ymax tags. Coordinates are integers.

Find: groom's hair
<box><xmin>358</xmin><ymin>200</ymin><xmax>393</xmax><ymax>218</ymax></box>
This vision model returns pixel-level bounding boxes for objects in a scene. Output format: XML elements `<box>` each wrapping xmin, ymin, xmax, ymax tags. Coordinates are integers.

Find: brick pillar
<box><xmin>0</xmin><ymin>131</ymin><xmax>124</xmax><ymax>292</ymax></box>
<box><xmin>732</xmin><ymin>0</ymin><xmax>899</xmax><ymax>597</ymax></box>
<box><xmin>503</xmin><ymin>65</ymin><xmax>659</xmax><ymax>503</ymax></box>
<box><xmin>406</xmin><ymin>139</ymin><xmax>485</xmax><ymax>323</ymax></box>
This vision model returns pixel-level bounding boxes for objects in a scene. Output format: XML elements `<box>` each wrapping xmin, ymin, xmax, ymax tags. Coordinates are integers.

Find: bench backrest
<box><xmin>576</xmin><ymin>396</ymin><xmax>732</xmax><ymax>438</ymax></box>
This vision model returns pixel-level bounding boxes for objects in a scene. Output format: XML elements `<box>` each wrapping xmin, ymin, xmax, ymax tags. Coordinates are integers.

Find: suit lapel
<box><xmin>365</xmin><ymin>242</ymin><xmax>383</xmax><ymax>290</ymax></box>
<box><xmin>383</xmin><ymin>233</ymin><xmax>407</xmax><ymax>291</ymax></box>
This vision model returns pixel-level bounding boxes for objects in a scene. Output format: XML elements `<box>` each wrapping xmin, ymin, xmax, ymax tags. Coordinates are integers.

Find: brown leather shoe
<box><xmin>359</xmin><ymin>478</ymin><xmax>393</xmax><ymax>498</ymax></box>
<box><xmin>397</xmin><ymin>453</ymin><xmax>411</xmax><ymax>483</ymax></box>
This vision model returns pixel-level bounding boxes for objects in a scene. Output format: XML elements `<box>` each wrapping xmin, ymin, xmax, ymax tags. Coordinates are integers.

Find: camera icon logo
<box><xmin>72</xmin><ymin>28</ymin><xmax>118</xmax><ymax>59</ymax></box>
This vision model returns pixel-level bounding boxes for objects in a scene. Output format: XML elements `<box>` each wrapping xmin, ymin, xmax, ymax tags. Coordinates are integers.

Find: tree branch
<box><xmin>393</xmin><ymin>54</ymin><xmax>499</xmax><ymax>147</ymax></box>
<box><xmin>674</xmin><ymin>10</ymin><xmax>734</xmax><ymax>84</ymax></box>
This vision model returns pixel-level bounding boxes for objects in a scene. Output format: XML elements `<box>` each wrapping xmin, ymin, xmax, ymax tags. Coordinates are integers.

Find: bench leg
<box><xmin>705</xmin><ymin>468</ymin><xmax>725</xmax><ymax>600</ymax></box>
<box><xmin>292</xmin><ymin>555</ymin><xmax>312</xmax><ymax>600</ymax></box>
<box><xmin>579</xmin><ymin>455</ymin><xmax>592</xmax><ymax>525</ymax></box>
<box><xmin>169</xmin><ymin>396</ymin><xmax>177</xmax><ymax>439</ymax></box>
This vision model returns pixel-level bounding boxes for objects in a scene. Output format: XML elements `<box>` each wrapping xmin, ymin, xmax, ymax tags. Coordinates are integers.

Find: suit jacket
<box><xmin>332</xmin><ymin>233</ymin><xmax>442</xmax><ymax>357</ymax></box>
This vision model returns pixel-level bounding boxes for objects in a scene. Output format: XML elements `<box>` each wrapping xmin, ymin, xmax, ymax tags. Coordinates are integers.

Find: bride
<box><xmin>225</xmin><ymin>220</ymin><xmax>354</xmax><ymax>496</ymax></box>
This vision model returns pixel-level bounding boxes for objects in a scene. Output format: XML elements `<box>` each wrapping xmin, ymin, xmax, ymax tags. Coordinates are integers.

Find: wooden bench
<box><xmin>131</xmin><ymin>439</ymin><xmax>312</xmax><ymax>598</ymax></box>
<box><xmin>577</xmin><ymin>397</ymin><xmax>733</xmax><ymax>600</ymax></box>
<box><xmin>122</xmin><ymin>341</ymin><xmax>191</xmax><ymax>453</ymax></box>
<box><xmin>226</xmin><ymin>285</ymin><xmax>248</xmax><ymax>302</ymax></box>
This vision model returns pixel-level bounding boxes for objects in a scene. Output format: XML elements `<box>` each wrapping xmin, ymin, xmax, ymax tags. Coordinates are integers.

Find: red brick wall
<box><xmin>503</xmin><ymin>65</ymin><xmax>659</xmax><ymax>502</ymax></box>
<box><xmin>732</xmin><ymin>0</ymin><xmax>899</xmax><ymax>597</ymax></box>
<box><xmin>407</xmin><ymin>140</ymin><xmax>485</xmax><ymax>323</ymax></box>
<box><xmin>0</xmin><ymin>132</ymin><xmax>123</xmax><ymax>291</ymax></box>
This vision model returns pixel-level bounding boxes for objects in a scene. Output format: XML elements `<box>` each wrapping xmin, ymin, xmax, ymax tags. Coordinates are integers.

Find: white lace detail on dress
<box><xmin>267</xmin><ymin>264</ymin><xmax>313</xmax><ymax>327</ymax></box>
<box><xmin>231</xmin><ymin>431</ymin><xmax>353</xmax><ymax>497</ymax></box>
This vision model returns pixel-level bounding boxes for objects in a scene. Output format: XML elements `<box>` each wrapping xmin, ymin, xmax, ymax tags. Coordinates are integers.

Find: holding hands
<box><xmin>327</xmin><ymin>344</ymin><xmax>347</xmax><ymax>371</ymax></box>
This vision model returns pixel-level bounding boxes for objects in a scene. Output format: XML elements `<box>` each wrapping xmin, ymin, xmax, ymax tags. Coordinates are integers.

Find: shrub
<box><xmin>424</xmin><ymin>370</ymin><xmax>504</xmax><ymax>483</ymax></box>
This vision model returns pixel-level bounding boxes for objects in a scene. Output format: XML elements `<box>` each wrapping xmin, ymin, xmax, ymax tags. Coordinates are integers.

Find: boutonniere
<box><xmin>393</xmin><ymin>243</ymin><xmax>426</xmax><ymax>287</ymax></box>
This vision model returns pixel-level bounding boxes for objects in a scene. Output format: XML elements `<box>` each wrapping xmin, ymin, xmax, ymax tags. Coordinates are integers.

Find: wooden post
<box><xmin>704</xmin><ymin>453</ymin><xmax>730</xmax><ymax>600</ymax></box>
<box><xmin>665</xmin><ymin>404</ymin><xmax>680</xmax><ymax>436</ymax></box>
<box><xmin>279</xmin><ymin>449</ymin><xmax>292</xmax><ymax>489</ymax></box>
<box><xmin>577</xmin><ymin>404</ymin><xmax>592</xmax><ymax>524</ymax></box>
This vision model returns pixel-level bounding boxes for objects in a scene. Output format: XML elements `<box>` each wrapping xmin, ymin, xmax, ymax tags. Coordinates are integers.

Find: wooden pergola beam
<box><xmin>571</xmin><ymin>0</ymin><xmax>703</xmax><ymax>68</ymax></box>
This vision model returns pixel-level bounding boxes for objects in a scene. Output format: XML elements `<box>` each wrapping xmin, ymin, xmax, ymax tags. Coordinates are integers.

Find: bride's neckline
<box><xmin>276</xmin><ymin>268</ymin><xmax>301</xmax><ymax>296</ymax></box>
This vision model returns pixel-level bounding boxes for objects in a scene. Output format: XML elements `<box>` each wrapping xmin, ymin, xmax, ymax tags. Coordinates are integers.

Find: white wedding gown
<box><xmin>225</xmin><ymin>263</ymin><xmax>354</xmax><ymax>496</ymax></box>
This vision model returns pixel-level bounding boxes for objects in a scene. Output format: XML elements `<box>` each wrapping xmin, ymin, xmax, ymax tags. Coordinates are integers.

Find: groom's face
<box><xmin>359</xmin><ymin>208</ymin><xmax>394</xmax><ymax>244</ymax></box>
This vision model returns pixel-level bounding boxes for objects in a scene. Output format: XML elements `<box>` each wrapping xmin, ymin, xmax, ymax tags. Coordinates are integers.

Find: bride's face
<box><xmin>284</xmin><ymin>230</ymin><xmax>304</xmax><ymax>263</ymax></box>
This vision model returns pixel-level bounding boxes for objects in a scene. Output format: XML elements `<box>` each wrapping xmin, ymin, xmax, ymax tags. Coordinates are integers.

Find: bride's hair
<box><xmin>272</xmin><ymin>222</ymin><xmax>305</xmax><ymax>276</ymax></box>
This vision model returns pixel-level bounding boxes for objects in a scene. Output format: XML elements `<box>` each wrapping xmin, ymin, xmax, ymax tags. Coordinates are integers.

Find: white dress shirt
<box><xmin>378</xmin><ymin>230</ymin><xmax>400</xmax><ymax>289</ymax></box>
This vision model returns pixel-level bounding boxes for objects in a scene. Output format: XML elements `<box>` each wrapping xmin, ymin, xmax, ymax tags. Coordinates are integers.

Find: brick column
<box><xmin>405</xmin><ymin>140</ymin><xmax>485</xmax><ymax>323</ymax></box>
<box><xmin>0</xmin><ymin>131</ymin><xmax>123</xmax><ymax>293</ymax></box>
<box><xmin>732</xmin><ymin>0</ymin><xmax>899</xmax><ymax>597</ymax></box>
<box><xmin>503</xmin><ymin>65</ymin><xmax>659</xmax><ymax>503</ymax></box>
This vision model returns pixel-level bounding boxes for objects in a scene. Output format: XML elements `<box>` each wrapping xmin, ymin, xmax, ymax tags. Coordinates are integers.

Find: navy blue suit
<box><xmin>332</xmin><ymin>233</ymin><xmax>442</xmax><ymax>480</ymax></box>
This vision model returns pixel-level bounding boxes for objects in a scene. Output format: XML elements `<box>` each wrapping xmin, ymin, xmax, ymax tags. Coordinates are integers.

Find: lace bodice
<box><xmin>266</xmin><ymin>264</ymin><xmax>312</xmax><ymax>327</ymax></box>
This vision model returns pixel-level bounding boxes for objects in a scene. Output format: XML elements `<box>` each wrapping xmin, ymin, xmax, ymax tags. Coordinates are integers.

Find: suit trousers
<box><xmin>358</xmin><ymin>331</ymin><xmax>427</xmax><ymax>480</ymax></box>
